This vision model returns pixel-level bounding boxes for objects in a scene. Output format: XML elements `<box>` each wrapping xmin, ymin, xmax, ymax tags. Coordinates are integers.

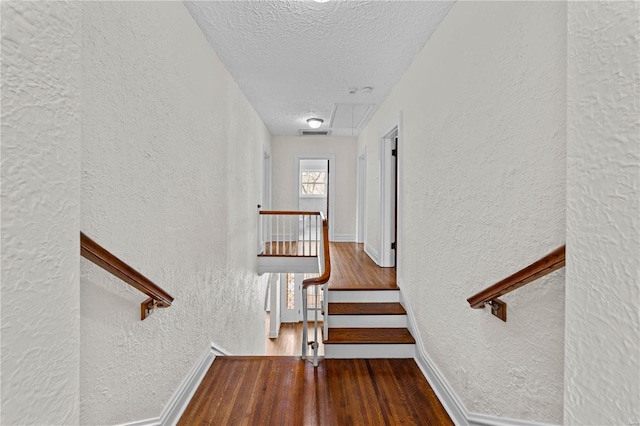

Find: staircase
<box><xmin>323</xmin><ymin>287</ymin><xmax>416</xmax><ymax>358</ymax></box>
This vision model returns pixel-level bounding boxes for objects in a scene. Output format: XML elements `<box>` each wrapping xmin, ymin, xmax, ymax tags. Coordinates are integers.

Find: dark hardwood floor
<box><xmin>328</xmin><ymin>243</ymin><xmax>397</xmax><ymax>289</ymax></box>
<box><xmin>178</xmin><ymin>357</ymin><xmax>452</xmax><ymax>425</ymax></box>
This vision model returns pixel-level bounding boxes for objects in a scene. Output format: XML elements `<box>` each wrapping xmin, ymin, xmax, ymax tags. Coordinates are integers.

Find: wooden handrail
<box><xmin>259</xmin><ymin>210</ymin><xmax>322</xmax><ymax>216</ymax></box>
<box><xmin>80</xmin><ymin>232</ymin><xmax>174</xmax><ymax>320</ymax></box>
<box><xmin>300</xmin><ymin>212</ymin><xmax>329</xmax><ymax>367</ymax></box>
<box><xmin>303</xmin><ymin>214</ymin><xmax>330</xmax><ymax>288</ymax></box>
<box><xmin>467</xmin><ymin>245</ymin><xmax>565</xmax><ymax>321</ymax></box>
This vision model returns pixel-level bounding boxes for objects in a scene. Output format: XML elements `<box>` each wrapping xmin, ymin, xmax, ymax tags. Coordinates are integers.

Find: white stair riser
<box><xmin>328</xmin><ymin>291</ymin><xmax>399</xmax><ymax>303</ymax></box>
<box><xmin>328</xmin><ymin>315</ymin><xmax>407</xmax><ymax>328</ymax></box>
<box><xmin>324</xmin><ymin>343</ymin><xmax>415</xmax><ymax>359</ymax></box>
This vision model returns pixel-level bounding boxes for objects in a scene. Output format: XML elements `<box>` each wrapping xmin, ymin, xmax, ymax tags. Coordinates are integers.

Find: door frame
<box><xmin>259</xmin><ymin>146</ymin><xmax>272</xmax><ymax>253</ymax></box>
<box><xmin>356</xmin><ymin>148</ymin><xmax>367</xmax><ymax>244</ymax></box>
<box><xmin>379</xmin><ymin>114</ymin><xmax>402</xmax><ymax>269</ymax></box>
<box><xmin>295</xmin><ymin>153</ymin><xmax>336</xmax><ymax>241</ymax></box>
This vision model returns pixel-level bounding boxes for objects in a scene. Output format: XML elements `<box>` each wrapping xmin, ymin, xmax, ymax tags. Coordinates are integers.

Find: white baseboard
<box><xmin>398</xmin><ymin>281</ymin><xmax>557</xmax><ymax>426</ymax></box>
<box><xmin>467</xmin><ymin>412</ymin><xmax>556</xmax><ymax>426</ymax></box>
<box><xmin>121</xmin><ymin>342</ymin><xmax>230</xmax><ymax>426</ymax></box>
<box><xmin>332</xmin><ymin>234</ymin><xmax>356</xmax><ymax>242</ymax></box>
<box><xmin>364</xmin><ymin>243</ymin><xmax>380</xmax><ymax>265</ymax></box>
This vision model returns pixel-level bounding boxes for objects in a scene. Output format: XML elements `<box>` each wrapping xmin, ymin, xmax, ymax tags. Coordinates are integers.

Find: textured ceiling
<box><xmin>184</xmin><ymin>1</ymin><xmax>454</xmax><ymax>136</ymax></box>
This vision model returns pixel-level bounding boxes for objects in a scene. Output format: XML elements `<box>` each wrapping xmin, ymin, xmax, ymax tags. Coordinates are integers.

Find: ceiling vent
<box><xmin>299</xmin><ymin>129</ymin><xmax>332</xmax><ymax>136</ymax></box>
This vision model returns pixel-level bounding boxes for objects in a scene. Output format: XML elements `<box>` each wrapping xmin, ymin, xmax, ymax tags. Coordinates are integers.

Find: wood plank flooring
<box><xmin>329</xmin><ymin>243</ymin><xmax>397</xmax><ymax>289</ymax></box>
<box><xmin>178</xmin><ymin>357</ymin><xmax>452</xmax><ymax>425</ymax></box>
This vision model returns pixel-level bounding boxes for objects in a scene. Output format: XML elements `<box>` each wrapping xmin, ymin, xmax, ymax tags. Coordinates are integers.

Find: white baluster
<box><xmin>301</xmin><ymin>286</ymin><xmax>308</xmax><ymax>360</ymax></box>
<box><xmin>313</xmin><ymin>285</ymin><xmax>319</xmax><ymax>367</ymax></box>
<box><xmin>288</xmin><ymin>215</ymin><xmax>292</xmax><ymax>255</ymax></box>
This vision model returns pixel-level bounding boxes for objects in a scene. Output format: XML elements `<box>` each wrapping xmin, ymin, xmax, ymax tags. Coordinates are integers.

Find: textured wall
<box><xmin>1</xmin><ymin>2</ymin><xmax>81</xmax><ymax>424</ymax></box>
<box><xmin>271</xmin><ymin>136</ymin><xmax>357</xmax><ymax>239</ymax></box>
<box><xmin>80</xmin><ymin>2</ymin><xmax>270</xmax><ymax>423</ymax></box>
<box><xmin>565</xmin><ymin>2</ymin><xmax>640</xmax><ymax>424</ymax></box>
<box><xmin>358</xmin><ymin>2</ymin><xmax>566</xmax><ymax>423</ymax></box>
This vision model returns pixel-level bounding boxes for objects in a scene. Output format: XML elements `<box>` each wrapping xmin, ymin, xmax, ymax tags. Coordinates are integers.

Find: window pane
<box><xmin>301</xmin><ymin>171</ymin><xmax>327</xmax><ymax>195</ymax></box>
<box><xmin>301</xmin><ymin>171</ymin><xmax>325</xmax><ymax>183</ymax></box>
<box><xmin>302</xmin><ymin>183</ymin><xmax>325</xmax><ymax>195</ymax></box>
<box><xmin>286</xmin><ymin>273</ymin><xmax>295</xmax><ymax>310</ymax></box>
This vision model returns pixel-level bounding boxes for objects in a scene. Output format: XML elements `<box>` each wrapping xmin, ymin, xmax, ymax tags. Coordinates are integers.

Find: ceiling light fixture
<box><xmin>314</xmin><ymin>0</ymin><xmax>330</xmax><ymax>3</ymax></box>
<box><xmin>307</xmin><ymin>118</ymin><xmax>324</xmax><ymax>129</ymax></box>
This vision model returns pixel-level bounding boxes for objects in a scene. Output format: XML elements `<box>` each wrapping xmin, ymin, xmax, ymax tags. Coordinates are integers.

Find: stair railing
<box><xmin>467</xmin><ymin>245</ymin><xmax>565</xmax><ymax>321</ymax></box>
<box><xmin>81</xmin><ymin>232</ymin><xmax>174</xmax><ymax>320</ymax></box>
<box><xmin>301</xmin><ymin>214</ymin><xmax>330</xmax><ymax>367</ymax></box>
<box><xmin>258</xmin><ymin>210</ymin><xmax>323</xmax><ymax>256</ymax></box>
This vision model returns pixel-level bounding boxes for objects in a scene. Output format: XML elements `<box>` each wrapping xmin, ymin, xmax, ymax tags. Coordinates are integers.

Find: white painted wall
<box><xmin>358</xmin><ymin>2</ymin><xmax>566</xmax><ymax>423</ymax></box>
<box><xmin>80</xmin><ymin>2</ymin><xmax>270</xmax><ymax>423</ymax></box>
<box><xmin>1</xmin><ymin>2</ymin><xmax>82</xmax><ymax>424</ymax></box>
<box><xmin>566</xmin><ymin>2</ymin><xmax>640</xmax><ymax>425</ymax></box>
<box><xmin>272</xmin><ymin>136</ymin><xmax>357</xmax><ymax>241</ymax></box>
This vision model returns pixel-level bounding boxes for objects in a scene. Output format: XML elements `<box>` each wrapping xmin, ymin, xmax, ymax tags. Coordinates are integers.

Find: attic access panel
<box><xmin>330</xmin><ymin>104</ymin><xmax>375</xmax><ymax>129</ymax></box>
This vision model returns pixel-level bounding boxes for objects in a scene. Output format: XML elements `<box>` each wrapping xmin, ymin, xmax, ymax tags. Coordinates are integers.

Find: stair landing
<box><xmin>328</xmin><ymin>243</ymin><xmax>397</xmax><ymax>289</ymax></box>
<box><xmin>178</xmin><ymin>356</ymin><xmax>452</xmax><ymax>425</ymax></box>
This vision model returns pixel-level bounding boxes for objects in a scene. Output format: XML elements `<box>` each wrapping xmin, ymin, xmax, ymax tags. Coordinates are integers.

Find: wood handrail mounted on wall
<box><xmin>80</xmin><ymin>232</ymin><xmax>174</xmax><ymax>320</ymax></box>
<box><xmin>467</xmin><ymin>245</ymin><xmax>565</xmax><ymax>322</ymax></box>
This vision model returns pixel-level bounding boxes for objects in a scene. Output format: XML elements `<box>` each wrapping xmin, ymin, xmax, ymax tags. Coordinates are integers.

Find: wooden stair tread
<box><xmin>329</xmin><ymin>285</ymin><xmax>399</xmax><ymax>291</ymax></box>
<box><xmin>325</xmin><ymin>328</ymin><xmax>415</xmax><ymax>344</ymax></box>
<box><xmin>328</xmin><ymin>302</ymin><xmax>406</xmax><ymax>315</ymax></box>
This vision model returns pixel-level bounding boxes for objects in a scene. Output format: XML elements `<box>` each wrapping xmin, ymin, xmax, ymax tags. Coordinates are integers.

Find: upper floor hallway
<box><xmin>1</xmin><ymin>1</ymin><xmax>638</xmax><ymax>425</ymax></box>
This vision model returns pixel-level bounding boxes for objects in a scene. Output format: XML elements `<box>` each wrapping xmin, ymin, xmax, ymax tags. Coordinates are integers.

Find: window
<box><xmin>300</xmin><ymin>171</ymin><xmax>326</xmax><ymax>197</ymax></box>
<box><xmin>286</xmin><ymin>273</ymin><xmax>295</xmax><ymax>310</ymax></box>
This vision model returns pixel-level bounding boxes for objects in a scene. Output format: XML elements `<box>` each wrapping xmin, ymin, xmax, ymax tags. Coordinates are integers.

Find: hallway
<box><xmin>3</xmin><ymin>1</ymin><xmax>637</xmax><ymax>424</ymax></box>
<box><xmin>328</xmin><ymin>243</ymin><xmax>396</xmax><ymax>289</ymax></box>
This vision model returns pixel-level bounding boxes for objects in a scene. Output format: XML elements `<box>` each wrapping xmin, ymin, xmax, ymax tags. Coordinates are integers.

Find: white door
<box><xmin>356</xmin><ymin>150</ymin><xmax>366</xmax><ymax>243</ymax></box>
<box><xmin>280</xmin><ymin>273</ymin><xmax>302</xmax><ymax>323</ymax></box>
